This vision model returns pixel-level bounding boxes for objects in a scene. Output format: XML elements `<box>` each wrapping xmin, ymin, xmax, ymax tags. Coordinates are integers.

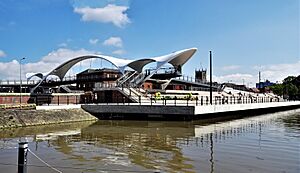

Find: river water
<box><xmin>0</xmin><ymin>109</ymin><xmax>299</xmax><ymax>173</ymax></box>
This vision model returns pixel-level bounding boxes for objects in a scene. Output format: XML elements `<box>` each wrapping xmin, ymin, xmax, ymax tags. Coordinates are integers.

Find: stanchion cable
<box><xmin>0</xmin><ymin>162</ymin><xmax>156</xmax><ymax>172</ymax></box>
<box><xmin>28</xmin><ymin>149</ymin><xmax>63</xmax><ymax>173</ymax></box>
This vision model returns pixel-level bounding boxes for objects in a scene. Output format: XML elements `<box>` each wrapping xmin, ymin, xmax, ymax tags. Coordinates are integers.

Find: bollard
<box><xmin>18</xmin><ymin>142</ymin><xmax>28</xmax><ymax>173</ymax></box>
<box><xmin>201</xmin><ymin>96</ymin><xmax>203</xmax><ymax>106</ymax></box>
<box><xmin>139</xmin><ymin>96</ymin><xmax>141</xmax><ymax>105</ymax></box>
<box><xmin>174</xmin><ymin>97</ymin><xmax>177</xmax><ymax>106</ymax></box>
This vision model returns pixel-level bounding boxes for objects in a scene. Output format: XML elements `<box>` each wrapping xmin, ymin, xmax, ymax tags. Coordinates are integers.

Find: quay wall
<box><xmin>81</xmin><ymin>104</ymin><xmax>194</xmax><ymax>116</ymax></box>
<box><xmin>82</xmin><ymin>101</ymin><xmax>300</xmax><ymax>120</ymax></box>
<box><xmin>0</xmin><ymin>108</ymin><xmax>97</xmax><ymax>129</ymax></box>
<box><xmin>194</xmin><ymin>101</ymin><xmax>300</xmax><ymax>115</ymax></box>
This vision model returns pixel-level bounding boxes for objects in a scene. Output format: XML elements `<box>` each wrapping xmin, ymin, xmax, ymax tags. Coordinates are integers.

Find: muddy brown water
<box><xmin>0</xmin><ymin>109</ymin><xmax>299</xmax><ymax>173</ymax></box>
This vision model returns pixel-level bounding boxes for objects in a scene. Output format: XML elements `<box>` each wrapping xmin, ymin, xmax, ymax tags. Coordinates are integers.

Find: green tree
<box><xmin>285</xmin><ymin>84</ymin><xmax>298</xmax><ymax>96</ymax></box>
<box><xmin>269</xmin><ymin>84</ymin><xmax>284</xmax><ymax>96</ymax></box>
<box><xmin>283</xmin><ymin>76</ymin><xmax>296</xmax><ymax>84</ymax></box>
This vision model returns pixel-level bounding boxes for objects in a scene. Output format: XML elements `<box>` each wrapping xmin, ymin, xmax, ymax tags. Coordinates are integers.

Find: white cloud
<box><xmin>214</xmin><ymin>73</ymin><xmax>256</xmax><ymax>86</ymax></box>
<box><xmin>112</xmin><ymin>49</ymin><xmax>126</xmax><ymax>55</ymax></box>
<box><xmin>214</xmin><ymin>60</ymin><xmax>300</xmax><ymax>87</ymax></box>
<box><xmin>58</xmin><ymin>43</ymin><xmax>67</xmax><ymax>47</ymax></box>
<box><xmin>253</xmin><ymin>60</ymin><xmax>300</xmax><ymax>82</ymax></box>
<box><xmin>103</xmin><ymin>36</ymin><xmax>123</xmax><ymax>47</ymax></box>
<box><xmin>221</xmin><ymin>65</ymin><xmax>240</xmax><ymax>71</ymax></box>
<box><xmin>74</xmin><ymin>4</ymin><xmax>130</xmax><ymax>27</ymax></box>
<box><xmin>89</xmin><ymin>38</ymin><xmax>99</xmax><ymax>45</ymax></box>
<box><xmin>0</xmin><ymin>50</ymin><xmax>6</xmax><ymax>57</ymax></box>
<box><xmin>0</xmin><ymin>48</ymin><xmax>95</xmax><ymax>80</ymax></box>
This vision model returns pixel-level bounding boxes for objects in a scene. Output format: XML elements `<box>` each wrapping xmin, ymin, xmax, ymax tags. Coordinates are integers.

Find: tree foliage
<box><xmin>269</xmin><ymin>75</ymin><xmax>300</xmax><ymax>99</ymax></box>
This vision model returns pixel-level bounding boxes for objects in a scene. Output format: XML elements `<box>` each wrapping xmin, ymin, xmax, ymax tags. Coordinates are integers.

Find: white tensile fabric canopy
<box><xmin>27</xmin><ymin>48</ymin><xmax>197</xmax><ymax>92</ymax></box>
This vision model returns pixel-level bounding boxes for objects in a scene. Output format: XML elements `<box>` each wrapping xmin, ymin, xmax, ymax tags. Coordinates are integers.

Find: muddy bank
<box><xmin>0</xmin><ymin>109</ymin><xmax>97</xmax><ymax>129</ymax></box>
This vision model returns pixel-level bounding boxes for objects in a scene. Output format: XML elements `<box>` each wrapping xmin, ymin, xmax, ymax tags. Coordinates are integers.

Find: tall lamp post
<box><xmin>19</xmin><ymin>57</ymin><xmax>25</xmax><ymax>108</ymax></box>
<box><xmin>209</xmin><ymin>51</ymin><xmax>213</xmax><ymax>105</ymax></box>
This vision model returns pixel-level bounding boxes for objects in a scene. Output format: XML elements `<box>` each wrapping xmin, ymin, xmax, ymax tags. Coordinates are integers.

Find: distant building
<box><xmin>76</xmin><ymin>68</ymin><xmax>121</xmax><ymax>91</ymax></box>
<box><xmin>195</xmin><ymin>69</ymin><xmax>207</xmax><ymax>83</ymax></box>
<box><xmin>224</xmin><ymin>83</ymin><xmax>250</xmax><ymax>92</ymax></box>
<box><xmin>256</xmin><ymin>80</ymin><xmax>275</xmax><ymax>89</ymax></box>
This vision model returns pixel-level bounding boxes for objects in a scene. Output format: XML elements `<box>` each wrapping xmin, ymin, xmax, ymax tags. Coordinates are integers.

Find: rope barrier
<box><xmin>28</xmin><ymin>149</ymin><xmax>62</xmax><ymax>173</ymax></box>
<box><xmin>0</xmin><ymin>162</ymin><xmax>155</xmax><ymax>172</ymax></box>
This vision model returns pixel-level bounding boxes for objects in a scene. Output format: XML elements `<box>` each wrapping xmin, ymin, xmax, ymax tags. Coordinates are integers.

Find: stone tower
<box><xmin>195</xmin><ymin>69</ymin><xmax>207</xmax><ymax>82</ymax></box>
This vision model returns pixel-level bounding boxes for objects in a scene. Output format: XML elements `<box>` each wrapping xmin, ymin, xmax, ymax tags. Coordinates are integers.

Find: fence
<box><xmin>99</xmin><ymin>94</ymin><xmax>282</xmax><ymax>106</ymax></box>
<box><xmin>0</xmin><ymin>94</ymin><xmax>81</xmax><ymax>106</ymax></box>
<box><xmin>0</xmin><ymin>92</ymin><xmax>284</xmax><ymax>107</ymax></box>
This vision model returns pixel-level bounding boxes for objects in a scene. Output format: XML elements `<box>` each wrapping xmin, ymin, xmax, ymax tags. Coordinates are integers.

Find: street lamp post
<box><xmin>209</xmin><ymin>51</ymin><xmax>213</xmax><ymax>105</ymax></box>
<box><xmin>19</xmin><ymin>57</ymin><xmax>25</xmax><ymax>109</ymax></box>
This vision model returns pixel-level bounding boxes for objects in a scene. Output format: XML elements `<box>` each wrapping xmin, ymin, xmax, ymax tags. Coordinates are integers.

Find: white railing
<box><xmin>0</xmin><ymin>80</ymin><xmax>40</xmax><ymax>85</ymax></box>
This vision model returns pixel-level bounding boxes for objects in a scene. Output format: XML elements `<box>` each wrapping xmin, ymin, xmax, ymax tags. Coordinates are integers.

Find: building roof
<box><xmin>27</xmin><ymin>48</ymin><xmax>197</xmax><ymax>92</ymax></box>
<box><xmin>27</xmin><ymin>47</ymin><xmax>197</xmax><ymax>81</ymax></box>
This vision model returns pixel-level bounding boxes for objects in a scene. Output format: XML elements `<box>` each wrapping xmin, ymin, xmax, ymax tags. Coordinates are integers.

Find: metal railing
<box><xmin>175</xmin><ymin>75</ymin><xmax>218</xmax><ymax>86</ymax></box>
<box><xmin>96</xmin><ymin>94</ymin><xmax>282</xmax><ymax>106</ymax></box>
<box><xmin>0</xmin><ymin>80</ymin><xmax>40</xmax><ymax>85</ymax></box>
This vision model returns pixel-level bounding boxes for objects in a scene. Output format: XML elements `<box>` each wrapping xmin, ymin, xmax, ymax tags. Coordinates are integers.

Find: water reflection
<box><xmin>0</xmin><ymin>109</ymin><xmax>299</xmax><ymax>173</ymax></box>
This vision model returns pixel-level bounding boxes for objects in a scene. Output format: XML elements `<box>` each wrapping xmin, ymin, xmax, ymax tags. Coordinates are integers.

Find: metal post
<box><xmin>67</xmin><ymin>95</ymin><xmax>69</xmax><ymax>105</ymax></box>
<box><xmin>58</xmin><ymin>95</ymin><xmax>59</xmax><ymax>105</ymax></box>
<box><xmin>201</xmin><ymin>96</ymin><xmax>203</xmax><ymax>105</ymax></box>
<box><xmin>139</xmin><ymin>96</ymin><xmax>141</xmax><ymax>105</ymax></box>
<box><xmin>174</xmin><ymin>96</ymin><xmax>177</xmax><ymax>106</ymax></box>
<box><xmin>209</xmin><ymin>51</ymin><xmax>213</xmax><ymax>105</ymax></box>
<box><xmin>18</xmin><ymin>142</ymin><xmax>28</xmax><ymax>173</ymax></box>
<box><xmin>19</xmin><ymin>58</ymin><xmax>25</xmax><ymax>109</ymax></box>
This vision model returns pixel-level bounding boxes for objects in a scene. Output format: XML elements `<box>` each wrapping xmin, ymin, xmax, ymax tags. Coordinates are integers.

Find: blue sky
<box><xmin>0</xmin><ymin>0</ymin><xmax>299</xmax><ymax>86</ymax></box>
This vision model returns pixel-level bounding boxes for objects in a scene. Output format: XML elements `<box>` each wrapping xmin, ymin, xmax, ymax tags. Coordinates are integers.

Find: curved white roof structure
<box><xmin>28</xmin><ymin>48</ymin><xmax>197</xmax><ymax>92</ymax></box>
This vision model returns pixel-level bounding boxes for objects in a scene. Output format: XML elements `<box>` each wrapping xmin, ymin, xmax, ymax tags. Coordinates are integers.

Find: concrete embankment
<box><xmin>0</xmin><ymin>108</ymin><xmax>97</xmax><ymax>129</ymax></box>
<box><xmin>82</xmin><ymin>101</ymin><xmax>300</xmax><ymax>120</ymax></box>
